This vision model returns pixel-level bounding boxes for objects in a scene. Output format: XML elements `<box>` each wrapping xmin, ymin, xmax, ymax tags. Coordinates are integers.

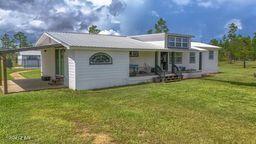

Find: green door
<box><xmin>55</xmin><ymin>49</ymin><xmax>64</xmax><ymax>76</ymax></box>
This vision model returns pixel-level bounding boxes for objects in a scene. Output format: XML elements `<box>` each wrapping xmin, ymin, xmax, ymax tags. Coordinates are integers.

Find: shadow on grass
<box><xmin>203</xmin><ymin>78</ymin><xmax>256</xmax><ymax>87</ymax></box>
<box><xmin>91</xmin><ymin>82</ymin><xmax>153</xmax><ymax>91</ymax></box>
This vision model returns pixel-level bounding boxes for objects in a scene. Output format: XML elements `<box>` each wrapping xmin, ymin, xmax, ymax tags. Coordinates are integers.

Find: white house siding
<box><xmin>168</xmin><ymin>52</ymin><xmax>200</xmax><ymax>71</ymax></box>
<box><xmin>129</xmin><ymin>51</ymin><xmax>155</xmax><ymax>67</ymax></box>
<box><xmin>18</xmin><ymin>50</ymin><xmax>41</xmax><ymax>67</ymax></box>
<box><xmin>74</xmin><ymin>49</ymin><xmax>129</xmax><ymax>90</ymax></box>
<box><xmin>64</xmin><ymin>50</ymin><xmax>69</xmax><ymax>87</ymax></box>
<box><xmin>41</xmin><ymin>48</ymin><xmax>55</xmax><ymax>79</ymax></box>
<box><xmin>202</xmin><ymin>50</ymin><xmax>219</xmax><ymax>73</ymax></box>
<box><xmin>68</xmin><ymin>50</ymin><xmax>76</xmax><ymax>89</ymax></box>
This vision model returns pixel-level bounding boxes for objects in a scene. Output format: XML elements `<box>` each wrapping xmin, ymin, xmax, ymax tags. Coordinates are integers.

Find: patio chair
<box><xmin>48</xmin><ymin>75</ymin><xmax>64</xmax><ymax>85</ymax></box>
<box><xmin>139</xmin><ymin>63</ymin><xmax>152</xmax><ymax>74</ymax></box>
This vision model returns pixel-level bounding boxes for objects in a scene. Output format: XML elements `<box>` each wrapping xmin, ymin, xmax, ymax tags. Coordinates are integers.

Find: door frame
<box><xmin>55</xmin><ymin>49</ymin><xmax>65</xmax><ymax>76</ymax></box>
<box><xmin>160</xmin><ymin>52</ymin><xmax>169</xmax><ymax>71</ymax></box>
<box><xmin>199</xmin><ymin>52</ymin><xmax>202</xmax><ymax>71</ymax></box>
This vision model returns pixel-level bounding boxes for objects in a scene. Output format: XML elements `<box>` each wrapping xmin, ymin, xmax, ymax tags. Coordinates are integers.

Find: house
<box><xmin>35</xmin><ymin>32</ymin><xmax>220</xmax><ymax>90</ymax></box>
<box><xmin>18</xmin><ymin>50</ymin><xmax>41</xmax><ymax>68</ymax></box>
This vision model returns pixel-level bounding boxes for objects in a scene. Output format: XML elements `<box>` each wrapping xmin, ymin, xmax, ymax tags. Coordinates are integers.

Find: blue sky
<box><xmin>0</xmin><ymin>0</ymin><xmax>256</xmax><ymax>43</ymax></box>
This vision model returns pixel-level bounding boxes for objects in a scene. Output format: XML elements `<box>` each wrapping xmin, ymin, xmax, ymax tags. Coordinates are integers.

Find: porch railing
<box><xmin>173</xmin><ymin>64</ymin><xmax>183</xmax><ymax>79</ymax></box>
<box><xmin>155</xmin><ymin>65</ymin><xmax>165</xmax><ymax>81</ymax></box>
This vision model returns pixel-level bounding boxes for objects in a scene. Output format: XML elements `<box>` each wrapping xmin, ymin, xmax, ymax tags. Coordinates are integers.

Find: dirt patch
<box><xmin>76</xmin><ymin>122</ymin><xmax>113</xmax><ymax>144</ymax></box>
<box><xmin>92</xmin><ymin>133</ymin><xmax>113</xmax><ymax>144</ymax></box>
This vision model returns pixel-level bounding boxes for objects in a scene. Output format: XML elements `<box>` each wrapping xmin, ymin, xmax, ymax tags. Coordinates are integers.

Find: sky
<box><xmin>0</xmin><ymin>0</ymin><xmax>256</xmax><ymax>43</ymax></box>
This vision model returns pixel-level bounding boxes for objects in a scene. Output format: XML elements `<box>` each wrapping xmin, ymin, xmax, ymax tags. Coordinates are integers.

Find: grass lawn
<box><xmin>20</xmin><ymin>69</ymin><xmax>41</xmax><ymax>79</ymax></box>
<box><xmin>1</xmin><ymin>62</ymin><xmax>256</xmax><ymax>143</ymax></box>
<box><xmin>7</xmin><ymin>68</ymin><xmax>26</xmax><ymax>80</ymax></box>
<box><xmin>7</xmin><ymin>68</ymin><xmax>41</xmax><ymax>80</ymax></box>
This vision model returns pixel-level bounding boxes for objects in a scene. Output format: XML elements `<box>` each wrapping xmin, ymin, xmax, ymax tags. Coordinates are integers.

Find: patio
<box><xmin>0</xmin><ymin>79</ymin><xmax>66</xmax><ymax>94</ymax></box>
<box><xmin>0</xmin><ymin>44</ymin><xmax>63</xmax><ymax>94</ymax></box>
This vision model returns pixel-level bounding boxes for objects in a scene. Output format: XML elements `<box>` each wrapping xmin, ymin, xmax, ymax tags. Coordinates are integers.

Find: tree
<box><xmin>252</xmin><ymin>33</ymin><xmax>256</xmax><ymax>60</ymax></box>
<box><xmin>232</xmin><ymin>36</ymin><xmax>252</xmax><ymax>68</ymax></box>
<box><xmin>227</xmin><ymin>23</ymin><xmax>238</xmax><ymax>63</ymax></box>
<box><xmin>88</xmin><ymin>25</ymin><xmax>101</xmax><ymax>34</ymax></box>
<box><xmin>210</xmin><ymin>38</ymin><xmax>224</xmax><ymax>60</ymax></box>
<box><xmin>147</xmin><ymin>29</ymin><xmax>153</xmax><ymax>34</ymax></box>
<box><xmin>0</xmin><ymin>33</ymin><xmax>16</xmax><ymax>68</ymax></box>
<box><xmin>227</xmin><ymin>23</ymin><xmax>238</xmax><ymax>40</ymax></box>
<box><xmin>14</xmin><ymin>32</ymin><xmax>29</xmax><ymax>48</ymax></box>
<box><xmin>0</xmin><ymin>33</ymin><xmax>15</xmax><ymax>49</ymax></box>
<box><xmin>147</xmin><ymin>18</ymin><xmax>169</xmax><ymax>34</ymax></box>
<box><xmin>210</xmin><ymin>39</ymin><xmax>219</xmax><ymax>46</ymax></box>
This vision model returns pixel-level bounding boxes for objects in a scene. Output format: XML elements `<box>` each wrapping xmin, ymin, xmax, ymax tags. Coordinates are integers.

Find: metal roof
<box><xmin>191</xmin><ymin>42</ymin><xmax>220</xmax><ymax>49</ymax></box>
<box><xmin>0</xmin><ymin>44</ymin><xmax>62</xmax><ymax>54</ymax></box>
<box><xmin>45</xmin><ymin>32</ymin><xmax>163</xmax><ymax>50</ymax></box>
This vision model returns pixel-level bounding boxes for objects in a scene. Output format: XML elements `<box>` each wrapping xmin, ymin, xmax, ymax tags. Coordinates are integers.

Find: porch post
<box><xmin>171</xmin><ymin>52</ymin><xmax>175</xmax><ymax>73</ymax></box>
<box><xmin>2</xmin><ymin>55</ymin><xmax>8</xmax><ymax>94</ymax></box>
<box><xmin>155</xmin><ymin>51</ymin><xmax>158</xmax><ymax>67</ymax></box>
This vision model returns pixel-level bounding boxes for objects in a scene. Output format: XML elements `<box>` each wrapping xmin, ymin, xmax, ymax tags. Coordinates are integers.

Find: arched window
<box><xmin>89</xmin><ymin>52</ymin><xmax>113</xmax><ymax>65</ymax></box>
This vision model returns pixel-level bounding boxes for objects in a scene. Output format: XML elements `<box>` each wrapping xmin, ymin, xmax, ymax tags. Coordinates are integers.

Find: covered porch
<box><xmin>128</xmin><ymin>50</ymin><xmax>204</xmax><ymax>82</ymax></box>
<box><xmin>0</xmin><ymin>44</ymin><xmax>65</xmax><ymax>94</ymax></box>
<box><xmin>129</xmin><ymin>50</ymin><xmax>202</xmax><ymax>76</ymax></box>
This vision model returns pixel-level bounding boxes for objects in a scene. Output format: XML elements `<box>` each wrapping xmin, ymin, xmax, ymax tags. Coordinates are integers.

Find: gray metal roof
<box><xmin>45</xmin><ymin>32</ymin><xmax>163</xmax><ymax>50</ymax></box>
<box><xmin>0</xmin><ymin>44</ymin><xmax>62</xmax><ymax>54</ymax></box>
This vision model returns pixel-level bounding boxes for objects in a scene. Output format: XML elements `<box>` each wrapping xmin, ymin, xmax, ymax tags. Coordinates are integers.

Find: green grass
<box><xmin>20</xmin><ymin>69</ymin><xmax>41</xmax><ymax>79</ymax></box>
<box><xmin>1</xmin><ymin>62</ymin><xmax>256</xmax><ymax>143</ymax></box>
<box><xmin>7</xmin><ymin>68</ymin><xmax>26</xmax><ymax>80</ymax></box>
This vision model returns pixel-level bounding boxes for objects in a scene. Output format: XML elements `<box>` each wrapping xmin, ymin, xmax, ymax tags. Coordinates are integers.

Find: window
<box><xmin>129</xmin><ymin>51</ymin><xmax>139</xmax><ymax>57</ymax></box>
<box><xmin>176</xmin><ymin>37</ymin><xmax>182</xmax><ymax>48</ymax></box>
<box><xmin>189</xmin><ymin>52</ymin><xmax>196</xmax><ymax>63</ymax></box>
<box><xmin>182</xmin><ymin>38</ymin><xmax>189</xmax><ymax>48</ymax></box>
<box><xmin>170</xmin><ymin>52</ymin><xmax>182</xmax><ymax>64</ymax></box>
<box><xmin>209</xmin><ymin>51</ymin><xmax>214</xmax><ymax>60</ymax></box>
<box><xmin>167</xmin><ymin>36</ymin><xmax>189</xmax><ymax>48</ymax></box>
<box><xmin>168</xmin><ymin>37</ymin><xmax>175</xmax><ymax>47</ymax></box>
<box><xmin>89</xmin><ymin>52</ymin><xmax>113</xmax><ymax>65</ymax></box>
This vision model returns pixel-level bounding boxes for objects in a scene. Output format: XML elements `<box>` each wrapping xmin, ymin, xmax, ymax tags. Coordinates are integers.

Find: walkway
<box><xmin>10</xmin><ymin>70</ymin><xmax>29</xmax><ymax>80</ymax></box>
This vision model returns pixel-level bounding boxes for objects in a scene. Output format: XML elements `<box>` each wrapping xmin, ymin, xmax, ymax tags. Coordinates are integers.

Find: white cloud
<box><xmin>172</xmin><ymin>0</ymin><xmax>191</xmax><ymax>6</ymax></box>
<box><xmin>151</xmin><ymin>10</ymin><xmax>159</xmax><ymax>18</ymax></box>
<box><xmin>29</xmin><ymin>20</ymin><xmax>47</xmax><ymax>29</ymax></box>
<box><xmin>0</xmin><ymin>9</ymin><xmax>10</xmax><ymax>23</ymax></box>
<box><xmin>197</xmin><ymin>1</ymin><xmax>213</xmax><ymax>8</ymax></box>
<box><xmin>87</xmin><ymin>0</ymin><xmax>112</xmax><ymax>7</ymax></box>
<box><xmin>54</xmin><ymin>6</ymin><xmax>69</xmax><ymax>13</ymax></box>
<box><xmin>196</xmin><ymin>0</ymin><xmax>256</xmax><ymax>8</ymax></box>
<box><xmin>99</xmin><ymin>29</ymin><xmax>120</xmax><ymax>35</ymax></box>
<box><xmin>225</xmin><ymin>19</ymin><xmax>243</xmax><ymax>30</ymax></box>
<box><xmin>0</xmin><ymin>0</ymin><xmax>128</xmax><ymax>37</ymax></box>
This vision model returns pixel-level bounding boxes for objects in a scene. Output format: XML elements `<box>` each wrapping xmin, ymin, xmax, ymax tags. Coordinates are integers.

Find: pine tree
<box><xmin>147</xmin><ymin>18</ymin><xmax>169</xmax><ymax>34</ymax></box>
<box><xmin>88</xmin><ymin>25</ymin><xmax>101</xmax><ymax>34</ymax></box>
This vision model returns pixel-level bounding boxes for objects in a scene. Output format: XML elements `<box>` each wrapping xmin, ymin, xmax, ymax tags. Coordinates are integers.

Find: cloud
<box><xmin>0</xmin><ymin>0</ymin><xmax>127</xmax><ymax>40</ymax></box>
<box><xmin>99</xmin><ymin>29</ymin><xmax>120</xmax><ymax>35</ymax></box>
<box><xmin>225</xmin><ymin>19</ymin><xmax>243</xmax><ymax>30</ymax></box>
<box><xmin>168</xmin><ymin>0</ymin><xmax>256</xmax><ymax>8</ymax></box>
<box><xmin>172</xmin><ymin>0</ymin><xmax>191</xmax><ymax>6</ymax></box>
<box><xmin>196</xmin><ymin>0</ymin><xmax>256</xmax><ymax>8</ymax></box>
<box><xmin>87</xmin><ymin>0</ymin><xmax>112</xmax><ymax>7</ymax></box>
<box><xmin>197</xmin><ymin>1</ymin><xmax>214</xmax><ymax>8</ymax></box>
<box><xmin>151</xmin><ymin>10</ymin><xmax>159</xmax><ymax>18</ymax></box>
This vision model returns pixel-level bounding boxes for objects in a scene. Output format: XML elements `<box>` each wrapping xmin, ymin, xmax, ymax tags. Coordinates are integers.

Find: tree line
<box><xmin>210</xmin><ymin>23</ymin><xmax>256</xmax><ymax>68</ymax></box>
<box><xmin>0</xmin><ymin>32</ymin><xmax>31</xmax><ymax>49</ymax></box>
<box><xmin>0</xmin><ymin>32</ymin><xmax>32</xmax><ymax>68</ymax></box>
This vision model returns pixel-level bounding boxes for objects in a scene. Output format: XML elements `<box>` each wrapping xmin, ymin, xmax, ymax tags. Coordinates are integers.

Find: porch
<box><xmin>0</xmin><ymin>44</ymin><xmax>65</xmax><ymax>94</ymax></box>
<box><xmin>129</xmin><ymin>50</ymin><xmax>202</xmax><ymax>77</ymax></box>
<box><xmin>1</xmin><ymin>79</ymin><xmax>65</xmax><ymax>93</ymax></box>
